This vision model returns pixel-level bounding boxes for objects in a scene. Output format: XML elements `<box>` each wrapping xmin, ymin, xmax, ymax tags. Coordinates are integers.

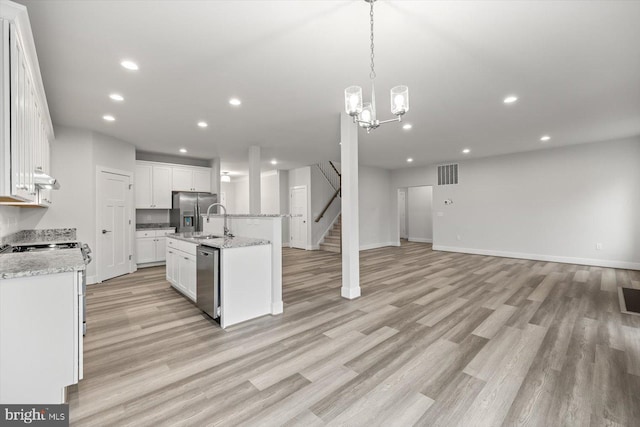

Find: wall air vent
<box><xmin>437</xmin><ymin>164</ymin><xmax>459</xmax><ymax>185</ymax></box>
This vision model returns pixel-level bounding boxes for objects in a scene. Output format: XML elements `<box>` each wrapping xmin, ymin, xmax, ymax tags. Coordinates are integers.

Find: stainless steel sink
<box><xmin>196</xmin><ymin>234</ymin><xmax>223</xmax><ymax>240</ymax></box>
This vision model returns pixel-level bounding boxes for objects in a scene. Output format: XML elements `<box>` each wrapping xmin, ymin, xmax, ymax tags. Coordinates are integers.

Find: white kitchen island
<box><xmin>202</xmin><ymin>214</ymin><xmax>290</xmax><ymax>315</ymax></box>
<box><xmin>166</xmin><ymin>233</ymin><xmax>272</xmax><ymax>328</ymax></box>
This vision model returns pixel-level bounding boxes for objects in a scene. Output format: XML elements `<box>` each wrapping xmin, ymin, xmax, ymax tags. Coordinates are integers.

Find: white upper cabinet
<box><xmin>172</xmin><ymin>166</ymin><xmax>211</xmax><ymax>192</ymax></box>
<box><xmin>135</xmin><ymin>162</ymin><xmax>172</xmax><ymax>209</ymax></box>
<box><xmin>0</xmin><ymin>3</ymin><xmax>54</xmax><ymax>206</ymax></box>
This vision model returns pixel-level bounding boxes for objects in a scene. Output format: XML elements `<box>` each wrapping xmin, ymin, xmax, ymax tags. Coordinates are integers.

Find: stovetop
<box><xmin>6</xmin><ymin>242</ymin><xmax>80</xmax><ymax>253</ymax></box>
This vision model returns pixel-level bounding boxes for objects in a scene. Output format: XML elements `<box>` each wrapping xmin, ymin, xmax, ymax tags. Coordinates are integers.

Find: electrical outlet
<box><xmin>596</xmin><ymin>243</ymin><xmax>603</xmax><ymax>251</ymax></box>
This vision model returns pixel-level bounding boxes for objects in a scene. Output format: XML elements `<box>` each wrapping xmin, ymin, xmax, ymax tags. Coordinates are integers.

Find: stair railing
<box><xmin>315</xmin><ymin>161</ymin><xmax>341</xmax><ymax>223</ymax></box>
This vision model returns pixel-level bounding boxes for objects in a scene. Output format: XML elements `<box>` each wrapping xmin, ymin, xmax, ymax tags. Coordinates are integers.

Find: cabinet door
<box><xmin>136</xmin><ymin>237</ymin><xmax>156</xmax><ymax>264</ymax></box>
<box><xmin>152</xmin><ymin>165</ymin><xmax>172</xmax><ymax>208</ymax></box>
<box><xmin>177</xmin><ymin>253</ymin><xmax>189</xmax><ymax>293</ymax></box>
<box><xmin>10</xmin><ymin>27</ymin><xmax>31</xmax><ymax>201</ymax></box>
<box><xmin>172</xmin><ymin>167</ymin><xmax>193</xmax><ymax>191</ymax></box>
<box><xmin>155</xmin><ymin>237</ymin><xmax>167</xmax><ymax>262</ymax></box>
<box><xmin>185</xmin><ymin>254</ymin><xmax>197</xmax><ymax>301</ymax></box>
<box><xmin>193</xmin><ymin>169</ymin><xmax>211</xmax><ymax>192</ymax></box>
<box><xmin>166</xmin><ymin>247</ymin><xmax>177</xmax><ymax>283</ymax></box>
<box><xmin>135</xmin><ymin>164</ymin><xmax>153</xmax><ymax>208</ymax></box>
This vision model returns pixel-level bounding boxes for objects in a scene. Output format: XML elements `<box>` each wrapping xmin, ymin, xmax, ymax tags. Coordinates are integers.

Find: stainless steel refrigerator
<box><xmin>170</xmin><ymin>191</ymin><xmax>217</xmax><ymax>233</ymax></box>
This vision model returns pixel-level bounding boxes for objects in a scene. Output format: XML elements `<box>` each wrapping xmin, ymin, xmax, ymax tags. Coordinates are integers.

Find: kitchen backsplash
<box><xmin>136</xmin><ymin>209</ymin><xmax>170</xmax><ymax>224</ymax></box>
<box><xmin>2</xmin><ymin>228</ymin><xmax>77</xmax><ymax>245</ymax></box>
<box><xmin>0</xmin><ymin>206</ymin><xmax>21</xmax><ymax>239</ymax></box>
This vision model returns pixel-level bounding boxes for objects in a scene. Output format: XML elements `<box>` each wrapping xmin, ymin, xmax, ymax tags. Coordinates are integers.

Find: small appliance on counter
<box><xmin>170</xmin><ymin>191</ymin><xmax>217</xmax><ymax>233</ymax></box>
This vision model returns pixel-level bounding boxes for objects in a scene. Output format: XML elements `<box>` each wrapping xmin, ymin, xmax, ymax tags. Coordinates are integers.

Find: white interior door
<box><xmin>398</xmin><ymin>189</ymin><xmax>407</xmax><ymax>239</ymax></box>
<box><xmin>290</xmin><ymin>186</ymin><xmax>308</xmax><ymax>249</ymax></box>
<box><xmin>99</xmin><ymin>170</ymin><xmax>131</xmax><ymax>281</ymax></box>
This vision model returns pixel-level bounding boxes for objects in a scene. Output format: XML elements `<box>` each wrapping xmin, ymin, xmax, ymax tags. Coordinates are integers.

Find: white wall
<box><xmin>391</xmin><ymin>136</ymin><xmax>640</xmax><ymax>269</ymax></box>
<box><xmin>358</xmin><ymin>165</ymin><xmax>393</xmax><ymax>250</ymax></box>
<box><xmin>0</xmin><ymin>206</ymin><xmax>21</xmax><ymax>240</ymax></box>
<box><xmin>278</xmin><ymin>170</ymin><xmax>289</xmax><ymax>245</ymax></box>
<box><xmin>220</xmin><ymin>181</ymin><xmax>235</xmax><ymax>213</ymax></box>
<box><xmin>261</xmin><ymin>171</ymin><xmax>279</xmax><ymax>215</ymax></box>
<box><xmin>21</xmin><ymin>126</ymin><xmax>137</xmax><ymax>282</ymax></box>
<box><xmin>407</xmin><ymin>186</ymin><xmax>433</xmax><ymax>243</ymax></box>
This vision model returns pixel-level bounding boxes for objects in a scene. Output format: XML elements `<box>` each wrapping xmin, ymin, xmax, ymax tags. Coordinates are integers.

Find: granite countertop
<box><xmin>167</xmin><ymin>232</ymin><xmax>270</xmax><ymax>249</ymax></box>
<box><xmin>0</xmin><ymin>228</ymin><xmax>86</xmax><ymax>280</ymax></box>
<box><xmin>136</xmin><ymin>223</ymin><xmax>175</xmax><ymax>230</ymax></box>
<box><xmin>0</xmin><ymin>249</ymin><xmax>86</xmax><ymax>280</ymax></box>
<box><xmin>200</xmin><ymin>214</ymin><xmax>301</xmax><ymax>218</ymax></box>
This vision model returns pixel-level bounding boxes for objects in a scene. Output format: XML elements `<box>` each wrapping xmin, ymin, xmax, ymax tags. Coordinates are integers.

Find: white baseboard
<box><xmin>359</xmin><ymin>242</ymin><xmax>397</xmax><ymax>251</ymax></box>
<box><xmin>341</xmin><ymin>286</ymin><xmax>361</xmax><ymax>299</ymax></box>
<box><xmin>432</xmin><ymin>245</ymin><xmax>640</xmax><ymax>270</ymax></box>
<box><xmin>87</xmin><ymin>275</ymin><xmax>98</xmax><ymax>285</ymax></box>
<box><xmin>408</xmin><ymin>237</ymin><xmax>433</xmax><ymax>243</ymax></box>
<box><xmin>271</xmin><ymin>301</ymin><xmax>283</xmax><ymax>315</ymax></box>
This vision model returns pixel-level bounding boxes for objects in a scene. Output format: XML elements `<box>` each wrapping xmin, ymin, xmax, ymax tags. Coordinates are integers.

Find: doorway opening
<box><xmin>397</xmin><ymin>186</ymin><xmax>433</xmax><ymax>246</ymax></box>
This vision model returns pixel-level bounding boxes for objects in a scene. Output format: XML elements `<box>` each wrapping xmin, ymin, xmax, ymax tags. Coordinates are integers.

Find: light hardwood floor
<box><xmin>70</xmin><ymin>242</ymin><xmax>640</xmax><ymax>426</ymax></box>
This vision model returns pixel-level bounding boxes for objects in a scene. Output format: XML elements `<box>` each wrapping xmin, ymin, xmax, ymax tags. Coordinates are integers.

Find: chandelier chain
<box><xmin>369</xmin><ymin>0</ymin><xmax>376</xmax><ymax>80</ymax></box>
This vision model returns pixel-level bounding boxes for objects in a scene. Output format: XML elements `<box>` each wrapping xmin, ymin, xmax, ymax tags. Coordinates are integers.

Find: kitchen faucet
<box><xmin>206</xmin><ymin>203</ymin><xmax>233</xmax><ymax>237</ymax></box>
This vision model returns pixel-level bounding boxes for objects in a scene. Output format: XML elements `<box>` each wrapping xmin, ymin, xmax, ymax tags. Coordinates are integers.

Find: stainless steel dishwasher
<box><xmin>196</xmin><ymin>245</ymin><xmax>220</xmax><ymax>320</ymax></box>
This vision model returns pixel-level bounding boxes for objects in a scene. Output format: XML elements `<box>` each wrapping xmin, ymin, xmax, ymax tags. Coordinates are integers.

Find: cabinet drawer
<box><xmin>136</xmin><ymin>230</ymin><xmax>156</xmax><ymax>238</ymax></box>
<box><xmin>167</xmin><ymin>238</ymin><xmax>178</xmax><ymax>248</ymax></box>
<box><xmin>177</xmin><ymin>240</ymin><xmax>198</xmax><ymax>255</ymax></box>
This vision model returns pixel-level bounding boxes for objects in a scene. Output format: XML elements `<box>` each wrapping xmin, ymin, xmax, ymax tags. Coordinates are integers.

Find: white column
<box><xmin>249</xmin><ymin>146</ymin><xmax>261</xmax><ymax>214</ymax></box>
<box><xmin>340</xmin><ymin>113</ymin><xmax>361</xmax><ymax>299</ymax></box>
<box><xmin>210</xmin><ymin>157</ymin><xmax>221</xmax><ymax>196</ymax></box>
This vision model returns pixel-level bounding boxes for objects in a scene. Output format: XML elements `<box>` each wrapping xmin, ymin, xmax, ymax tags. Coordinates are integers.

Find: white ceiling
<box><xmin>16</xmin><ymin>0</ymin><xmax>640</xmax><ymax>175</ymax></box>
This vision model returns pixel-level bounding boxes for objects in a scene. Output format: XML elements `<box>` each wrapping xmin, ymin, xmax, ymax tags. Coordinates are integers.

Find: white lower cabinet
<box><xmin>0</xmin><ymin>271</ymin><xmax>83</xmax><ymax>404</ymax></box>
<box><xmin>136</xmin><ymin>229</ymin><xmax>174</xmax><ymax>265</ymax></box>
<box><xmin>166</xmin><ymin>237</ymin><xmax>197</xmax><ymax>302</ymax></box>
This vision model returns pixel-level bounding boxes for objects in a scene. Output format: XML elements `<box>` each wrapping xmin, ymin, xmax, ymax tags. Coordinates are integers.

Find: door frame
<box><xmin>397</xmin><ymin>188</ymin><xmax>408</xmax><ymax>240</ymax></box>
<box><xmin>289</xmin><ymin>185</ymin><xmax>309</xmax><ymax>250</ymax></box>
<box><xmin>95</xmin><ymin>166</ymin><xmax>135</xmax><ymax>283</ymax></box>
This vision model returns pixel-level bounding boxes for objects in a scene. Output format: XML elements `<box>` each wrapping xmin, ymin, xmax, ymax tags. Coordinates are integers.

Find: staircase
<box><xmin>319</xmin><ymin>215</ymin><xmax>341</xmax><ymax>253</ymax></box>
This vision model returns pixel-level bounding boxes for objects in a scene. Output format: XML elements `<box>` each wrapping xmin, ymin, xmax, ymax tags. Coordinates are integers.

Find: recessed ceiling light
<box><xmin>221</xmin><ymin>172</ymin><xmax>231</xmax><ymax>183</ymax></box>
<box><xmin>197</xmin><ymin>121</ymin><xmax>208</xmax><ymax>128</ymax></box>
<box><xmin>406</xmin><ymin>158</ymin><xmax>413</xmax><ymax>163</ymax></box>
<box><xmin>109</xmin><ymin>93</ymin><xmax>124</xmax><ymax>101</ymax></box>
<box><xmin>229</xmin><ymin>98</ymin><xmax>242</xmax><ymax>106</ymax></box>
<box><xmin>103</xmin><ymin>115</ymin><xmax>115</xmax><ymax>122</ymax></box>
<box><xmin>402</xmin><ymin>124</ymin><xmax>412</xmax><ymax>130</ymax></box>
<box><xmin>462</xmin><ymin>148</ymin><xmax>470</xmax><ymax>154</ymax></box>
<box><xmin>120</xmin><ymin>60</ymin><xmax>139</xmax><ymax>71</ymax></box>
<box><xmin>540</xmin><ymin>135</ymin><xmax>551</xmax><ymax>142</ymax></box>
<box><xmin>270</xmin><ymin>159</ymin><xmax>277</xmax><ymax>165</ymax></box>
<box><xmin>179</xmin><ymin>148</ymin><xmax>187</xmax><ymax>153</ymax></box>
<box><xmin>503</xmin><ymin>95</ymin><xmax>518</xmax><ymax>104</ymax></box>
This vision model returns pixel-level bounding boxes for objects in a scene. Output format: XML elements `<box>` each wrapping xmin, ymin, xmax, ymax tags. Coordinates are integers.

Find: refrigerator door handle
<box><xmin>195</xmin><ymin>201</ymin><xmax>200</xmax><ymax>231</ymax></box>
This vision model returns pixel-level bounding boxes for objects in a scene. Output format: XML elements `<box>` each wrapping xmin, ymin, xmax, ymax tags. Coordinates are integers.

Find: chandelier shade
<box><xmin>345</xmin><ymin>86</ymin><xmax>363</xmax><ymax>116</ymax></box>
<box><xmin>390</xmin><ymin>86</ymin><xmax>409</xmax><ymax>116</ymax></box>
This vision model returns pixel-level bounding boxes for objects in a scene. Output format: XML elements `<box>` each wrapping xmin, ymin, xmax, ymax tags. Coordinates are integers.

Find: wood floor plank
<box><xmin>66</xmin><ymin>241</ymin><xmax>640</xmax><ymax>426</ymax></box>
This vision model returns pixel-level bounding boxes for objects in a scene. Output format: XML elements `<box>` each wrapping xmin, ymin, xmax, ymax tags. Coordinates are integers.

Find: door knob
<box><xmin>102</xmin><ymin>229</ymin><xmax>111</xmax><ymax>234</ymax></box>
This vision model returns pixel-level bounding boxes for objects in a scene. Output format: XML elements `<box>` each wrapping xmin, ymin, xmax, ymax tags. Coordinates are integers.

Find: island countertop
<box><xmin>199</xmin><ymin>214</ymin><xmax>301</xmax><ymax>218</ymax></box>
<box><xmin>167</xmin><ymin>232</ymin><xmax>270</xmax><ymax>249</ymax></box>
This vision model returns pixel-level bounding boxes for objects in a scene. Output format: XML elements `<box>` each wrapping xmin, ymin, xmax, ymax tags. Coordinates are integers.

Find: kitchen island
<box><xmin>166</xmin><ymin>232</ymin><xmax>272</xmax><ymax>328</ymax></box>
<box><xmin>202</xmin><ymin>214</ymin><xmax>293</xmax><ymax>315</ymax></box>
